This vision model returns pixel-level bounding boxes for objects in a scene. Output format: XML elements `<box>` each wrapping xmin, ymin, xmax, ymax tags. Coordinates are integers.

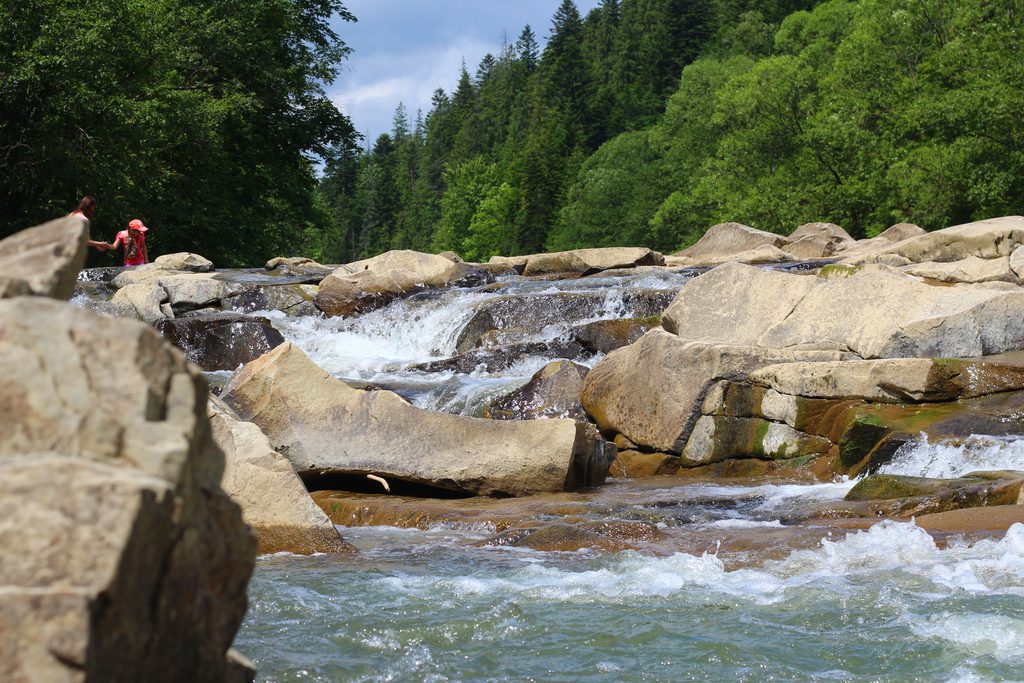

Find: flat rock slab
<box><xmin>663</xmin><ymin>261</ymin><xmax>1024</xmax><ymax>359</ymax></box>
<box><xmin>223</xmin><ymin>342</ymin><xmax>613</xmax><ymax>497</ymax></box>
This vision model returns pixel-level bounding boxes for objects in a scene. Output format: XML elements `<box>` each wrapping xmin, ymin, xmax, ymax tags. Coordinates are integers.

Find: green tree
<box><xmin>0</xmin><ymin>0</ymin><xmax>358</xmax><ymax>266</ymax></box>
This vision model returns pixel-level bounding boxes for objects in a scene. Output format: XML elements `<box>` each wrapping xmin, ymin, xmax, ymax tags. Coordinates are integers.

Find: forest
<box><xmin>3</xmin><ymin>0</ymin><xmax>1022</xmax><ymax>266</ymax></box>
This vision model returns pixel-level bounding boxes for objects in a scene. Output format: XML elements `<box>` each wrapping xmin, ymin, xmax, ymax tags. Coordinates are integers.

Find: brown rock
<box><xmin>209</xmin><ymin>400</ymin><xmax>354</xmax><ymax>555</ymax></box>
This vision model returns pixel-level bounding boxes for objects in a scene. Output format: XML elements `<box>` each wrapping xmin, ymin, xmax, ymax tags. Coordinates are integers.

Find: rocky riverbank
<box><xmin>5</xmin><ymin>213</ymin><xmax>1024</xmax><ymax>678</ymax></box>
<box><xmin>43</xmin><ymin>214</ymin><xmax>1024</xmax><ymax>523</ymax></box>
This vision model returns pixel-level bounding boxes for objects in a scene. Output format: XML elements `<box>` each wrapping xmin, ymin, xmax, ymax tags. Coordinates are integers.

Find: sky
<box><xmin>329</xmin><ymin>0</ymin><xmax>603</xmax><ymax>146</ymax></box>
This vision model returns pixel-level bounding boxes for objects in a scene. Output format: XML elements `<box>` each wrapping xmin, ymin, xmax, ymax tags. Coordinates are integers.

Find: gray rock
<box><xmin>0</xmin><ymin>215</ymin><xmax>88</xmax><ymax>300</ymax></box>
<box><xmin>156</xmin><ymin>311</ymin><xmax>284</xmax><ymax>371</ymax></box>
<box><xmin>223</xmin><ymin>342</ymin><xmax>614</xmax><ymax>496</ymax></box>
<box><xmin>0</xmin><ymin>297</ymin><xmax>256</xmax><ymax>681</ymax></box>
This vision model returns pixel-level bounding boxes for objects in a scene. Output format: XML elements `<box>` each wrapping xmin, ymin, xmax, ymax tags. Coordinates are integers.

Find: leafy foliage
<box><xmin>0</xmin><ymin>0</ymin><xmax>357</xmax><ymax>266</ymax></box>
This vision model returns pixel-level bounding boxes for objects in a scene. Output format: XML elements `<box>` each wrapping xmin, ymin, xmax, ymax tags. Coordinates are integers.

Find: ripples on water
<box><xmin>239</xmin><ymin>521</ymin><xmax>1024</xmax><ymax>681</ymax></box>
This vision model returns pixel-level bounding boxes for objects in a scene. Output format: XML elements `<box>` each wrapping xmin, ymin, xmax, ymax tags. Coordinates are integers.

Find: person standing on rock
<box><xmin>69</xmin><ymin>195</ymin><xmax>113</xmax><ymax>252</ymax></box>
<box><xmin>105</xmin><ymin>218</ymin><xmax>150</xmax><ymax>267</ymax></box>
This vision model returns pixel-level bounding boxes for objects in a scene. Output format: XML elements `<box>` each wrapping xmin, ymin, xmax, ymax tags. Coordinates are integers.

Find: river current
<box><xmin>93</xmin><ymin>268</ymin><xmax>1024</xmax><ymax>681</ymax></box>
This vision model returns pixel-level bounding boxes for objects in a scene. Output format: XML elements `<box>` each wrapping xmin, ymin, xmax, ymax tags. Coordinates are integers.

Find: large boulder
<box><xmin>209</xmin><ymin>400</ymin><xmax>354</xmax><ymax>555</ymax></box>
<box><xmin>156</xmin><ymin>311</ymin><xmax>285</xmax><ymax>371</ymax></box>
<box><xmin>315</xmin><ymin>249</ymin><xmax>490</xmax><ymax>317</ymax></box>
<box><xmin>521</xmin><ymin>247</ymin><xmax>664</xmax><ymax>276</ymax></box>
<box><xmin>112</xmin><ymin>267</ymin><xmax>246</xmax><ymax>314</ymax></box>
<box><xmin>153</xmin><ymin>252</ymin><xmax>213</xmax><ymax>272</ymax></box>
<box><xmin>580</xmin><ymin>329</ymin><xmax>845</xmax><ymax>453</ymax></box>
<box><xmin>0</xmin><ymin>297</ymin><xmax>256</xmax><ymax>681</ymax></box>
<box><xmin>842</xmin><ymin>215</ymin><xmax>1024</xmax><ymax>266</ymax></box>
<box><xmin>663</xmin><ymin>262</ymin><xmax>1024</xmax><ymax>359</ymax></box>
<box><xmin>782</xmin><ymin>222</ymin><xmax>855</xmax><ymax>260</ymax></box>
<box><xmin>0</xmin><ymin>215</ymin><xmax>88</xmax><ymax>300</ymax></box>
<box><xmin>222</xmin><ymin>342</ymin><xmax>614</xmax><ymax>496</ymax></box>
<box><xmin>109</xmin><ymin>282</ymin><xmax>169</xmax><ymax>324</ymax></box>
<box><xmin>670</xmin><ymin>222</ymin><xmax>791</xmax><ymax>265</ymax></box>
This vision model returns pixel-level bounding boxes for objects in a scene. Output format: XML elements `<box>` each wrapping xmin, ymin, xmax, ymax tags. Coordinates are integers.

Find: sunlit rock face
<box><xmin>0</xmin><ymin>297</ymin><xmax>256</xmax><ymax>682</ymax></box>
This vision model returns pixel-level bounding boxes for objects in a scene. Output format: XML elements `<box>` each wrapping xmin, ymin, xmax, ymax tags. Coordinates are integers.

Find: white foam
<box><xmin>374</xmin><ymin>522</ymin><xmax>1024</xmax><ymax>608</ymax></box>
<box><xmin>912</xmin><ymin>612</ymin><xmax>1024</xmax><ymax>663</ymax></box>
<box><xmin>877</xmin><ymin>434</ymin><xmax>1024</xmax><ymax>479</ymax></box>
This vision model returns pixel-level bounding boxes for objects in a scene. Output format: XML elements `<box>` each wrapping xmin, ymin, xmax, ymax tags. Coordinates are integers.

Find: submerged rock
<box><xmin>209</xmin><ymin>399</ymin><xmax>354</xmax><ymax>555</ymax></box>
<box><xmin>410</xmin><ymin>340</ymin><xmax>587</xmax><ymax>375</ymax></box>
<box><xmin>222</xmin><ymin>342</ymin><xmax>615</xmax><ymax>496</ymax></box>
<box><xmin>0</xmin><ymin>297</ymin><xmax>256</xmax><ymax>681</ymax></box>
<box><xmin>0</xmin><ymin>215</ymin><xmax>88</xmax><ymax>300</ymax></box>
<box><xmin>456</xmin><ymin>289</ymin><xmax>673</xmax><ymax>353</ymax></box>
<box><xmin>570</xmin><ymin>317</ymin><xmax>658</xmax><ymax>354</ymax></box>
<box><xmin>484</xmin><ymin>360</ymin><xmax>590</xmax><ymax>421</ymax></box>
<box><xmin>222</xmin><ymin>283</ymin><xmax>320</xmax><ymax>316</ymax></box>
<box><xmin>844</xmin><ymin>472</ymin><xmax>1024</xmax><ymax>517</ymax></box>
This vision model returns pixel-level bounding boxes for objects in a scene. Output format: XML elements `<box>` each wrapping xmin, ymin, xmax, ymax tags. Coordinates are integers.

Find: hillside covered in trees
<box><xmin>3</xmin><ymin>0</ymin><xmax>1021</xmax><ymax>266</ymax></box>
<box><xmin>320</xmin><ymin>0</ymin><xmax>1024</xmax><ymax>263</ymax></box>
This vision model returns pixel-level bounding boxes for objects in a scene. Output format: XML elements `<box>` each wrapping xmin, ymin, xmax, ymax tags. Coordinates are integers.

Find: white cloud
<box><xmin>330</xmin><ymin>37</ymin><xmax>495</xmax><ymax>141</ymax></box>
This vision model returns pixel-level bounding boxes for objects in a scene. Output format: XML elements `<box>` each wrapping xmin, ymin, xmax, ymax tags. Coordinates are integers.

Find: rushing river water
<box><xmin>78</xmin><ymin>267</ymin><xmax>1024</xmax><ymax>680</ymax></box>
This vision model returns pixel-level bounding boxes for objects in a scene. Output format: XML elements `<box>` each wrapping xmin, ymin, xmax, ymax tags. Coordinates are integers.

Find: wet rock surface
<box><xmin>455</xmin><ymin>289</ymin><xmax>674</xmax><ymax>353</ymax></box>
<box><xmin>484</xmin><ymin>360</ymin><xmax>590</xmax><ymax>421</ymax></box>
<box><xmin>156</xmin><ymin>311</ymin><xmax>285</xmax><ymax>371</ymax></box>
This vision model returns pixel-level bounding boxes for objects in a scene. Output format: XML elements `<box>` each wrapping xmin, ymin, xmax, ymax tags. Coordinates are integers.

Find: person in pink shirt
<box><xmin>107</xmin><ymin>218</ymin><xmax>150</xmax><ymax>267</ymax></box>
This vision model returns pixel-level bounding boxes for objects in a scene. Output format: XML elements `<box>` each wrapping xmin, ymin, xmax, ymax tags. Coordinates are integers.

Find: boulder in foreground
<box><xmin>223</xmin><ymin>342</ymin><xmax>614</xmax><ymax>496</ymax></box>
<box><xmin>0</xmin><ymin>297</ymin><xmax>256</xmax><ymax>682</ymax></box>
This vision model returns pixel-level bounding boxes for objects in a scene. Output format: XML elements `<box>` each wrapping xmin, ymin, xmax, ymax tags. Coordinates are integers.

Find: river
<box><xmin>81</xmin><ymin>266</ymin><xmax>1024</xmax><ymax>680</ymax></box>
